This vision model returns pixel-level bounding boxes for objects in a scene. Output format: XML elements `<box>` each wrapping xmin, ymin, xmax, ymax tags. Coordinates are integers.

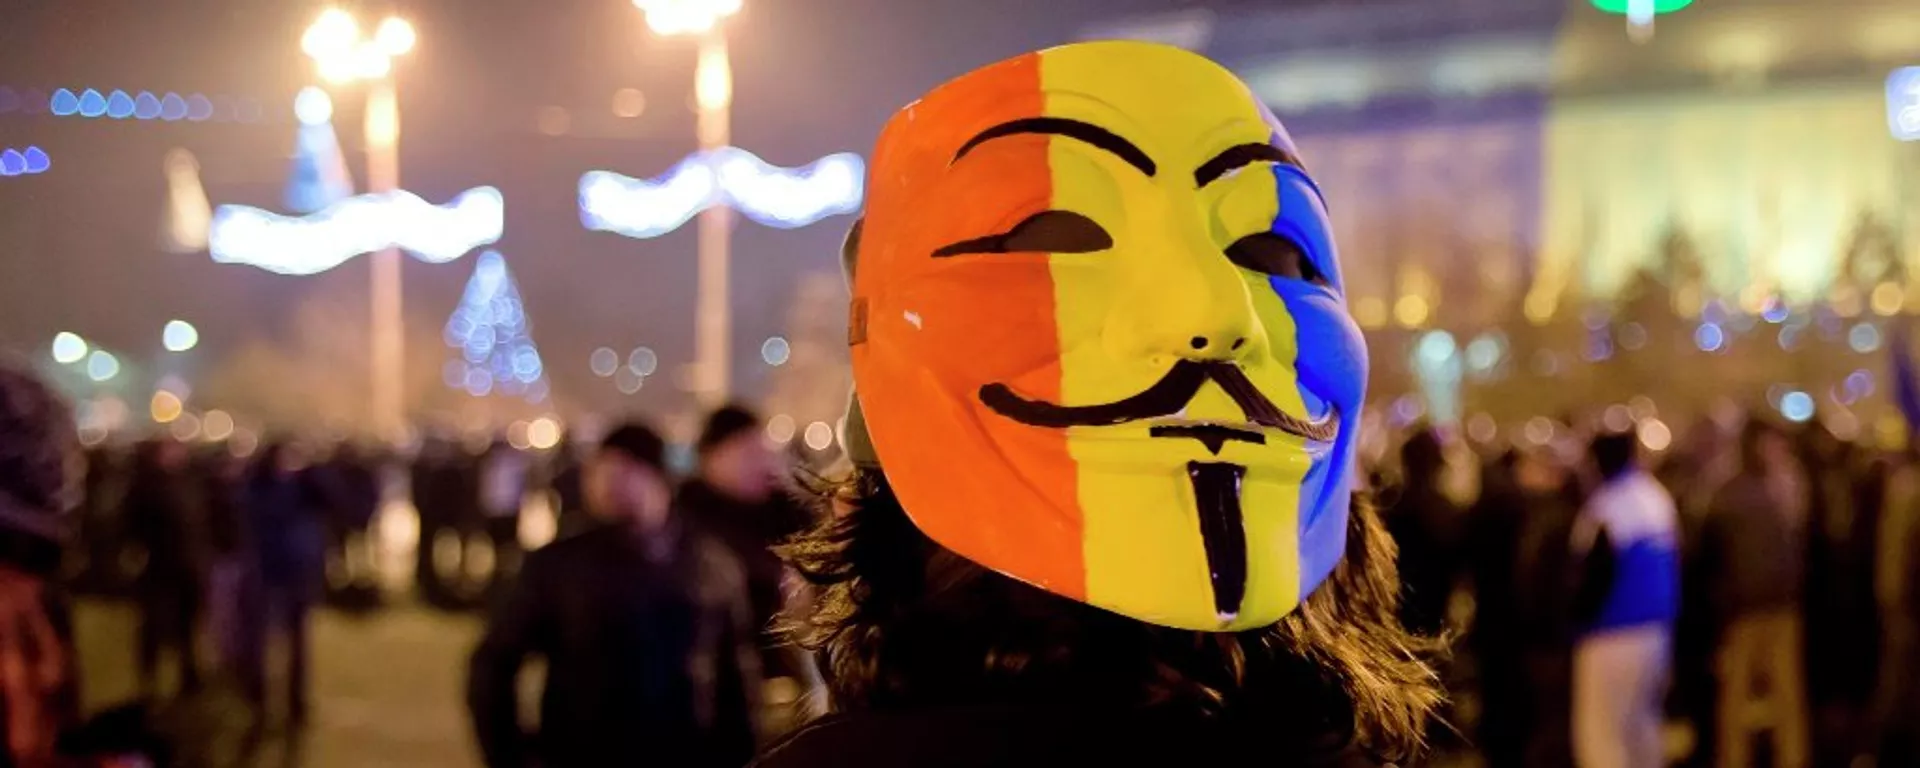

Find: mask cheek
<box><xmin>883</xmin><ymin>265</ymin><xmax>1063</xmax><ymax>385</ymax></box>
<box><xmin>1271</xmin><ymin>284</ymin><xmax>1367</xmax><ymax>413</ymax></box>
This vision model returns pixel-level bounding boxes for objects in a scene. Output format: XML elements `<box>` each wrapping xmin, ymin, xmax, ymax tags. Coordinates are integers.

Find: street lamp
<box><xmin>636</xmin><ymin>0</ymin><xmax>739</xmax><ymax>408</ymax></box>
<box><xmin>302</xmin><ymin>8</ymin><xmax>414</xmax><ymax>444</ymax></box>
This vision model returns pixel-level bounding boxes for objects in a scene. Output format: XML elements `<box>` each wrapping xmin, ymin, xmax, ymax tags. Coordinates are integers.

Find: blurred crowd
<box><xmin>8</xmin><ymin>337</ymin><xmax>1920</xmax><ymax>767</ymax></box>
<box><xmin>54</xmin><ymin>399</ymin><xmax>819</xmax><ymax>766</ymax></box>
<box><xmin>1380</xmin><ymin>410</ymin><xmax>1920</xmax><ymax>768</ymax></box>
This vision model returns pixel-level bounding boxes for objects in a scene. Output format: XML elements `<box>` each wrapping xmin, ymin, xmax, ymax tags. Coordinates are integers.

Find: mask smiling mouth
<box><xmin>978</xmin><ymin>359</ymin><xmax>1337</xmax><ymax>625</ymax></box>
<box><xmin>977</xmin><ymin>359</ymin><xmax>1338</xmax><ymax>444</ymax></box>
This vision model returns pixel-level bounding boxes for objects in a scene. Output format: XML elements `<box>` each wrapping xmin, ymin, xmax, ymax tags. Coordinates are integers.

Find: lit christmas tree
<box><xmin>444</xmin><ymin>251</ymin><xmax>548</xmax><ymax>403</ymax></box>
<box><xmin>284</xmin><ymin>87</ymin><xmax>353</xmax><ymax>214</ymax></box>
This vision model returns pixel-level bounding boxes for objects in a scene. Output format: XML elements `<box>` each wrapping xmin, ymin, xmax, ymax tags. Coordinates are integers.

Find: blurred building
<box><xmin>1085</xmin><ymin>0</ymin><xmax>1920</xmax><ymax>429</ymax></box>
<box><xmin>1085</xmin><ymin>0</ymin><xmax>1920</xmax><ymax>322</ymax></box>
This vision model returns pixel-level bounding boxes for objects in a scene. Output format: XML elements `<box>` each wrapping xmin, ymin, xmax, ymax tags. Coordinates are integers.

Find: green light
<box><xmin>1590</xmin><ymin>0</ymin><xmax>1692</xmax><ymax>13</ymax></box>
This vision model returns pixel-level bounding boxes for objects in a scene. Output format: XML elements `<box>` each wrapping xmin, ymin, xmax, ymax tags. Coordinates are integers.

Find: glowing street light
<box><xmin>634</xmin><ymin>0</ymin><xmax>741</xmax><ymax>407</ymax></box>
<box><xmin>301</xmin><ymin>7</ymin><xmax>414</xmax><ymax>444</ymax></box>
<box><xmin>634</xmin><ymin>0</ymin><xmax>741</xmax><ymax>35</ymax></box>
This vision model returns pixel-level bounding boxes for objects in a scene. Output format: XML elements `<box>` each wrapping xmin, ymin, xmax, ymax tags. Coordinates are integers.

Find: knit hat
<box><xmin>599</xmin><ymin>422</ymin><xmax>667</xmax><ymax>474</ymax></box>
<box><xmin>696</xmin><ymin>403</ymin><xmax>763</xmax><ymax>456</ymax></box>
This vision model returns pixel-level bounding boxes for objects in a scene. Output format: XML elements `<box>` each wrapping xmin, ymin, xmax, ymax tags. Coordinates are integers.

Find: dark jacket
<box><xmin>1702</xmin><ymin>470</ymin><xmax>1805</xmax><ymax>619</ymax></box>
<box><xmin>467</xmin><ymin>524</ymin><xmax>761</xmax><ymax>768</ymax></box>
<box><xmin>675</xmin><ymin>480</ymin><xmax>813</xmax><ymax>636</ymax></box>
<box><xmin>242</xmin><ymin>469</ymin><xmax>328</xmax><ymax>598</ymax></box>
<box><xmin>126</xmin><ymin>467</ymin><xmax>212</xmax><ymax>585</ymax></box>
<box><xmin>751</xmin><ymin>707</ymin><xmax>1383</xmax><ymax>768</ymax></box>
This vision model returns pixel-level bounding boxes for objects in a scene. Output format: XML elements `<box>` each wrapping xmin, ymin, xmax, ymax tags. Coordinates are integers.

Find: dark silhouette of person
<box><xmin>468</xmin><ymin>423</ymin><xmax>761</xmax><ymax>768</ymax></box>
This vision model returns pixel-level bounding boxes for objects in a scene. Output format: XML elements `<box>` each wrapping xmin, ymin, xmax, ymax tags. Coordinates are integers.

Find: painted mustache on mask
<box><xmin>978</xmin><ymin>360</ymin><xmax>1338</xmax><ymax>442</ymax></box>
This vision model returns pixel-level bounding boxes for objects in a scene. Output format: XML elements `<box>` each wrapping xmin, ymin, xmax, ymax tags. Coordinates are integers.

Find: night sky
<box><xmin>0</xmin><ymin>0</ymin><xmax>1218</xmax><ymax>425</ymax></box>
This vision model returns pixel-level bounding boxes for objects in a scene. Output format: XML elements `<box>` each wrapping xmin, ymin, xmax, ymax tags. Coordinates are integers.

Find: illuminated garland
<box><xmin>208</xmin><ymin>187</ymin><xmax>504</xmax><ymax>275</ymax></box>
<box><xmin>43</xmin><ymin>88</ymin><xmax>263</xmax><ymax>122</ymax></box>
<box><xmin>0</xmin><ymin>146</ymin><xmax>49</xmax><ymax>176</ymax></box>
<box><xmin>579</xmin><ymin>146</ymin><xmax>863</xmax><ymax>238</ymax></box>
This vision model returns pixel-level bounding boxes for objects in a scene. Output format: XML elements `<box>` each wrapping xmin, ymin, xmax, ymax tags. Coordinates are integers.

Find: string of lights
<box><xmin>0</xmin><ymin>146</ymin><xmax>50</xmax><ymax>177</ymax></box>
<box><xmin>27</xmin><ymin>87</ymin><xmax>266</xmax><ymax>123</ymax></box>
<box><xmin>579</xmin><ymin>146</ymin><xmax>863</xmax><ymax>239</ymax></box>
<box><xmin>208</xmin><ymin>186</ymin><xmax>504</xmax><ymax>276</ymax></box>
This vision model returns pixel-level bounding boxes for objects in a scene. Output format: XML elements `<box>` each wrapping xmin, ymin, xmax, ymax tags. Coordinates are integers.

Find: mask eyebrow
<box><xmin>1195</xmin><ymin>143</ymin><xmax>1302</xmax><ymax>188</ymax></box>
<box><xmin>953</xmin><ymin>117</ymin><xmax>1157</xmax><ymax>178</ymax></box>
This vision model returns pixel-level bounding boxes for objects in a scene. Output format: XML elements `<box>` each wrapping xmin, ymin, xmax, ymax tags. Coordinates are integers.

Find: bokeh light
<box><xmin>802</xmin><ymin>421</ymin><xmax>834</xmax><ymax>451</ymax></box>
<box><xmin>1602</xmin><ymin>404</ymin><xmax>1633</xmax><ymax>433</ymax></box>
<box><xmin>169</xmin><ymin>412</ymin><xmax>202</xmax><ymax>441</ymax></box>
<box><xmin>150</xmin><ymin>391</ymin><xmax>184</xmax><ymax>424</ymax></box>
<box><xmin>590</xmin><ymin>347</ymin><xmax>619</xmax><ymax>377</ymax></box>
<box><xmin>1523</xmin><ymin>416</ymin><xmax>1556</xmax><ymax>446</ymax></box>
<box><xmin>1465</xmin><ymin>413</ymin><xmax>1496</xmax><ymax>444</ymax></box>
<box><xmin>1617</xmin><ymin>322</ymin><xmax>1647</xmax><ymax>351</ymax></box>
<box><xmin>51</xmin><ymin>332</ymin><xmax>87</xmax><ymax>364</ymax></box>
<box><xmin>162</xmin><ymin>319</ymin><xmax>200</xmax><ymax>352</ymax></box>
<box><xmin>375</xmin><ymin>17</ymin><xmax>417</xmax><ymax>56</ymax></box>
<box><xmin>528</xmin><ymin>417</ymin><xmax>561</xmax><ymax>450</ymax></box>
<box><xmin>1780</xmin><ymin>391</ymin><xmax>1815</xmax><ymax>423</ymax></box>
<box><xmin>202</xmin><ymin>410</ymin><xmax>235</xmax><ymax>441</ymax></box>
<box><xmin>85</xmin><ymin>351</ymin><xmax>120</xmax><ymax>382</ymax></box>
<box><xmin>1694</xmin><ymin>322</ymin><xmax>1725</xmax><ymax>352</ymax></box>
<box><xmin>611</xmin><ymin>88</ymin><xmax>647</xmax><ymax>118</ymax></box>
<box><xmin>294</xmin><ymin>86</ymin><xmax>333</xmax><ymax>126</ymax></box>
<box><xmin>765</xmin><ymin>414</ymin><xmax>797</xmax><ymax>444</ymax></box>
<box><xmin>761</xmin><ymin>336</ymin><xmax>791</xmax><ymax>366</ymax></box>
<box><xmin>1415</xmin><ymin>330</ymin><xmax>1456</xmax><ymax>367</ymax></box>
<box><xmin>1637</xmin><ymin>418</ymin><xmax>1673</xmax><ymax>452</ymax></box>
<box><xmin>1849</xmin><ymin>322</ymin><xmax>1881</xmax><ymax>353</ymax></box>
<box><xmin>1872</xmin><ymin>282</ymin><xmax>1904</xmax><ymax>316</ymax></box>
<box><xmin>628</xmin><ymin>347</ymin><xmax>658</xmax><ymax>376</ymax></box>
<box><xmin>615</xmin><ymin>367</ymin><xmax>644</xmax><ymax>394</ymax></box>
<box><xmin>0</xmin><ymin>146</ymin><xmax>49</xmax><ymax>177</ymax></box>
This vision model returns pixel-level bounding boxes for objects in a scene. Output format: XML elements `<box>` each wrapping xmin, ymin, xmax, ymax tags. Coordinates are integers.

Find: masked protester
<box><xmin>0</xmin><ymin>359</ymin><xmax>81</xmax><ymax>765</ymax></box>
<box><xmin>755</xmin><ymin>42</ymin><xmax>1438</xmax><ymax>768</ymax></box>
<box><xmin>468</xmin><ymin>423</ymin><xmax>761</xmax><ymax>768</ymax></box>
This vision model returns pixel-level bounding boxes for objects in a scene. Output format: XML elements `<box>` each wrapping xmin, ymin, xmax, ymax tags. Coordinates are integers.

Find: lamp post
<box><xmin>636</xmin><ymin>0</ymin><xmax>740</xmax><ymax>409</ymax></box>
<box><xmin>302</xmin><ymin>8</ymin><xmax>415</xmax><ymax>444</ymax></box>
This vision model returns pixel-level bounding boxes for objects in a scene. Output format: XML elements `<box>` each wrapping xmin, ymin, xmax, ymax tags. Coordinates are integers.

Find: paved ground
<box><xmin>73</xmin><ymin>600</ymin><xmax>486</xmax><ymax>768</ymax></box>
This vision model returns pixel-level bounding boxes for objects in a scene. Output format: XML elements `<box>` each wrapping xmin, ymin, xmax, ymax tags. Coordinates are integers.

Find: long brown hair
<box><xmin>780</xmin><ymin>468</ymin><xmax>1441</xmax><ymax>762</ymax></box>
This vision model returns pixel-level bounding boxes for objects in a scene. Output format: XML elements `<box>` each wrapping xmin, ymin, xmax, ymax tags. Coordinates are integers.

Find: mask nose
<box><xmin>1110</xmin><ymin>229</ymin><xmax>1261</xmax><ymax>366</ymax></box>
<box><xmin>1183</xmin><ymin>333</ymin><xmax>1248</xmax><ymax>360</ymax></box>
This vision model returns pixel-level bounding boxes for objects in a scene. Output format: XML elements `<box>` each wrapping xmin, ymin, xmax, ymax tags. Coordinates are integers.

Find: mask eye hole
<box><xmin>1225</xmin><ymin>232</ymin><xmax>1325</xmax><ymax>285</ymax></box>
<box><xmin>933</xmin><ymin>210</ymin><xmax>1114</xmax><ymax>257</ymax></box>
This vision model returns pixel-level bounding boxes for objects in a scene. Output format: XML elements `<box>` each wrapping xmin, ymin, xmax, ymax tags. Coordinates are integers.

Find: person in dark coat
<box><xmin>756</xmin><ymin>41</ymin><xmax>1438</xmax><ymax>768</ymax></box>
<box><xmin>678</xmin><ymin>405</ymin><xmax>814</xmax><ymax>679</ymax></box>
<box><xmin>467</xmin><ymin>423</ymin><xmax>761</xmax><ymax>768</ymax></box>
<box><xmin>318</xmin><ymin>442</ymin><xmax>382</xmax><ymax>603</ymax></box>
<box><xmin>1386</xmin><ymin>427</ymin><xmax>1461</xmax><ymax>638</ymax></box>
<box><xmin>0</xmin><ymin>359</ymin><xmax>84</xmax><ymax>765</ymax></box>
<box><xmin>1470</xmin><ymin>446</ymin><xmax>1584</xmax><ymax>767</ymax></box>
<box><xmin>544</xmin><ymin>436</ymin><xmax>590</xmax><ymax>540</ymax></box>
<box><xmin>237</xmin><ymin>441</ymin><xmax>329</xmax><ymax>728</ymax></box>
<box><xmin>124</xmin><ymin>436</ymin><xmax>211</xmax><ymax>699</ymax></box>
